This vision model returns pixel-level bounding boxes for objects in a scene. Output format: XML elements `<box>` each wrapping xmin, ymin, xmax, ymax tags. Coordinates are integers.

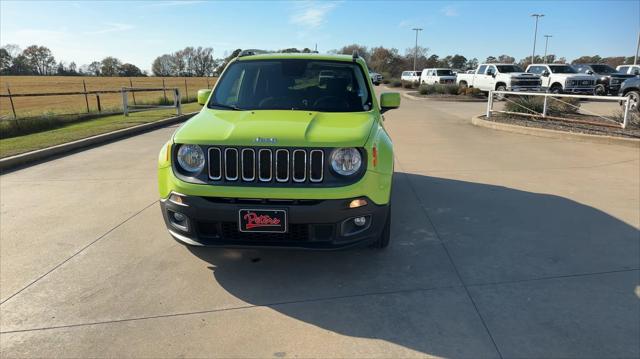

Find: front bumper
<box><xmin>161</xmin><ymin>195</ymin><xmax>389</xmax><ymax>249</ymax></box>
<box><xmin>563</xmin><ymin>87</ymin><xmax>594</xmax><ymax>94</ymax></box>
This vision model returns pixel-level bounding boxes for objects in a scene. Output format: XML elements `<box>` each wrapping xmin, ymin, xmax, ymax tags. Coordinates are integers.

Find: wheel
<box><xmin>593</xmin><ymin>84</ymin><xmax>606</xmax><ymax>96</ymax></box>
<box><xmin>495</xmin><ymin>85</ymin><xmax>507</xmax><ymax>101</ymax></box>
<box><xmin>459</xmin><ymin>81</ymin><xmax>468</xmax><ymax>89</ymax></box>
<box><xmin>625</xmin><ymin>90</ymin><xmax>639</xmax><ymax>112</ymax></box>
<box><xmin>550</xmin><ymin>84</ymin><xmax>563</xmax><ymax>94</ymax></box>
<box><xmin>371</xmin><ymin>207</ymin><xmax>391</xmax><ymax>249</ymax></box>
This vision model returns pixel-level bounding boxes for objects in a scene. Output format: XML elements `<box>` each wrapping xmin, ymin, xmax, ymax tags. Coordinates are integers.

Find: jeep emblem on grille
<box><xmin>255</xmin><ymin>137</ymin><xmax>277</xmax><ymax>143</ymax></box>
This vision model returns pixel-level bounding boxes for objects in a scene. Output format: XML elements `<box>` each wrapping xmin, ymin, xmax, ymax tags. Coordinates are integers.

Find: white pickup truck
<box><xmin>525</xmin><ymin>64</ymin><xmax>596</xmax><ymax>94</ymax></box>
<box><xmin>456</xmin><ymin>63</ymin><xmax>542</xmax><ymax>99</ymax></box>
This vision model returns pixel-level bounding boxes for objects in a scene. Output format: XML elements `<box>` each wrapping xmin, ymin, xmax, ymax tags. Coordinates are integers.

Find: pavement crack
<box><xmin>0</xmin><ymin>200</ymin><xmax>159</xmax><ymax>306</ymax></box>
<box><xmin>0</xmin><ymin>284</ymin><xmax>461</xmax><ymax>335</ymax></box>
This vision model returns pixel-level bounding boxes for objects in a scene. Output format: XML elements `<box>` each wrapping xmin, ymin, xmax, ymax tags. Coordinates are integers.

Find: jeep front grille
<box><xmin>208</xmin><ymin>147</ymin><xmax>325</xmax><ymax>183</ymax></box>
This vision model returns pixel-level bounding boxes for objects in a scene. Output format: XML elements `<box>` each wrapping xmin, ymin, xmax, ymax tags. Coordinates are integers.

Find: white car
<box><xmin>420</xmin><ymin>68</ymin><xmax>456</xmax><ymax>85</ymax></box>
<box><xmin>456</xmin><ymin>63</ymin><xmax>542</xmax><ymax>99</ymax></box>
<box><xmin>401</xmin><ymin>70</ymin><xmax>422</xmax><ymax>84</ymax></box>
<box><xmin>369</xmin><ymin>71</ymin><xmax>383</xmax><ymax>85</ymax></box>
<box><xmin>616</xmin><ymin>65</ymin><xmax>640</xmax><ymax>76</ymax></box>
<box><xmin>526</xmin><ymin>64</ymin><xmax>597</xmax><ymax>94</ymax></box>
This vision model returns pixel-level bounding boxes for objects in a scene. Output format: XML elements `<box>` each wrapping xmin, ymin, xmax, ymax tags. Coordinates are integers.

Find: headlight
<box><xmin>330</xmin><ymin>148</ymin><xmax>362</xmax><ymax>176</ymax></box>
<box><xmin>176</xmin><ymin>144</ymin><xmax>205</xmax><ymax>173</ymax></box>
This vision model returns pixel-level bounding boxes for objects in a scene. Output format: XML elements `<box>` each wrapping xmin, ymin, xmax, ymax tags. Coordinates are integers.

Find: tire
<box><xmin>550</xmin><ymin>84</ymin><xmax>563</xmax><ymax>94</ymax></box>
<box><xmin>625</xmin><ymin>90</ymin><xmax>640</xmax><ymax>112</ymax></box>
<box><xmin>495</xmin><ymin>85</ymin><xmax>507</xmax><ymax>101</ymax></box>
<box><xmin>459</xmin><ymin>81</ymin><xmax>468</xmax><ymax>89</ymax></box>
<box><xmin>371</xmin><ymin>207</ymin><xmax>391</xmax><ymax>249</ymax></box>
<box><xmin>593</xmin><ymin>84</ymin><xmax>606</xmax><ymax>96</ymax></box>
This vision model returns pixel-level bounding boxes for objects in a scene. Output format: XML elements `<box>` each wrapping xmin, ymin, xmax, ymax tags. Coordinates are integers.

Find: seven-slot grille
<box><xmin>208</xmin><ymin>147</ymin><xmax>324</xmax><ymax>183</ymax></box>
<box><xmin>568</xmin><ymin>79</ymin><xmax>595</xmax><ymax>87</ymax></box>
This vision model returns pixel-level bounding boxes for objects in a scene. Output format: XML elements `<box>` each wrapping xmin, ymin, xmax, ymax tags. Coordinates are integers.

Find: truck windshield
<box><xmin>436</xmin><ymin>70</ymin><xmax>454</xmax><ymax>76</ymax></box>
<box><xmin>590</xmin><ymin>65</ymin><xmax>617</xmax><ymax>74</ymax></box>
<box><xmin>549</xmin><ymin>65</ymin><xmax>577</xmax><ymax>74</ymax></box>
<box><xmin>496</xmin><ymin>65</ymin><xmax>523</xmax><ymax>73</ymax></box>
<box><xmin>209</xmin><ymin>59</ymin><xmax>373</xmax><ymax>112</ymax></box>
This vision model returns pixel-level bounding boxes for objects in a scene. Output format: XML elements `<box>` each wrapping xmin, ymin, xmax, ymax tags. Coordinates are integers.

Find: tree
<box><xmin>369</xmin><ymin>46</ymin><xmax>404</xmax><ymax>77</ymax></box>
<box><xmin>22</xmin><ymin>45</ymin><xmax>56</xmax><ymax>75</ymax></box>
<box><xmin>467</xmin><ymin>58</ymin><xmax>479</xmax><ymax>70</ymax></box>
<box><xmin>9</xmin><ymin>54</ymin><xmax>32</xmax><ymax>74</ymax></box>
<box><xmin>119</xmin><ymin>63</ymin><xmax>143</xmax><ymax>77</ymax></box>
<box><xmin>337</xmin><ymin>44</ymin><xmax>370</xmax><ymax>62</ymax></box>
<box><xmin>152</xmin><ymin>54</ymin><xmax>174</xmax><ymax>76</ymax></box>
<box><xmin>87</xmin><ymin>61</ymin><xmax>101</xmax><ymax>76</ymax></box>
<box><xmin>216</xmin><ymin>48</ymin><xmax>242</xmax><ymax>74</ymax></box>
<box><xmin>100</xmin><ymin>56</ymin><xmax>122</xmax><ymax>76</ymax></box>
<box><xmin>498</xmin><ymin>54</ymin><xmax>515</xmax><ymax>64</ymax></box>
<box><xmin>449</xmin><ymin>54</ymin><xmax>467</xmax><ymax>69</ymax></box>
<box><xmin>191</xmin><ymin>46</ymin><xmax>217</xmax><ymax>76</ymax></box>
<box><xmin>404</xmin><ymin>46</ymin><xmax>429</xmax><ymax>70</ymax></box>
<box><xmin>0</xmin><ymin>48</ymin><xmax>11</xmax><ymax>73</ymax></box>
<box><xmin>485</xmin><ymin>56</ymin><xmax>498</xmax><ymax>64</ymax></box>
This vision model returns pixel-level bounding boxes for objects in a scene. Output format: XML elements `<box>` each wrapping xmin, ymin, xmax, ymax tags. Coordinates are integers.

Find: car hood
<box><xmin>551</xmin><ymin>73</ymin><xmax>594</xmax><ymax>80</ymax></box>
<box><xmin>173</xmin><ymin>109</ymin><xmax>377</xmax><ymax>147</ymax></box>
<box><xmin>609</xmin><ymin>73</ymin><xmax>636</xmax><ymax>79</ymax></box>
<box><xmin>508</xmin><ymin>72</ymin><xmax>539</xmax><ymax>78</ymax></box>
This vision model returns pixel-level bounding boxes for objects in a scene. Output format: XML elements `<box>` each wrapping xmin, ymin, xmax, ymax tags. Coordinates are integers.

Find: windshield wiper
<box><xmin>209</xmin><ymin>102</ymin><xmax>242</xmax><ymax>111</ymax></box>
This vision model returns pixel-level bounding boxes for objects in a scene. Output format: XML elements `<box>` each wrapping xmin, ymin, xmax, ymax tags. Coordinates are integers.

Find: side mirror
<box><xmin>633</xmin><ymin>69</ymin><xmax>640</xmax><ymax>76</ymax></box>
<box><xmin>542</xmin><ymin>70</ymin><xmax>550</xmax><ymax>77</ymax></box>
<box><xmin>586</xmin><ymin>70</ymin><xmax>594</xmax><ymax>75</ymax></box>
<box><xmin>380</xmin><ymin>92</ymin><xmax>400</xmax><ymax>114</ymax></box>
<box><xmin>197</xmin><ymin>89</ymin><xmax>212</xmax><ymax>105</ymax></box>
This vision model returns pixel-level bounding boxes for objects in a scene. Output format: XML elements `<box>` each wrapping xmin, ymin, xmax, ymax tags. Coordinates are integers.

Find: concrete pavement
<box><xmin>1</xmin><ymin>94</ymin><xmax>638</xmax><ymax>358</ymax></box>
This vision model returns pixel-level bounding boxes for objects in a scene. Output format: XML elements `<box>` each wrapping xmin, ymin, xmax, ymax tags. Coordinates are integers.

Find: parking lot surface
<box><xmin>1</xmin><ymin>93</ymin><xmax>638</xmax><ymax>358</ymax></box>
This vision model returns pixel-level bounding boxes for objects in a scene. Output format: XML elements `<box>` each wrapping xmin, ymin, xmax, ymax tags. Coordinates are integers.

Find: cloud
<box><xmin>84</xmin><ymin>22</ymin><xmax>134</xmax><ymax>35</ymax></box>
<box><xmin>290</xmin><ymin>1</ymin><xmax>339</xmax><ymax>29</ymax></box>
<box><xmin>441</xmin><ymin>5</ymin><xmax>459</xmax><ymax>17</ymax></box>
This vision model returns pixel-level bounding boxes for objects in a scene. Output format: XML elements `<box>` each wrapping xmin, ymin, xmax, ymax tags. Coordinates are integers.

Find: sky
<box><xmin>1</xmin><ymin>0</ymin><xmax>639</xmax><ymax>72</ymax></box>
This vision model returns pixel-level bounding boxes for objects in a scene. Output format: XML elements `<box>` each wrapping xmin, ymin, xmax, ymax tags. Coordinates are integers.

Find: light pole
<box><xmin>543</xmin><ymin>35</ymin><xmax>552</xmax><ymax>63</ymax></box>
<box><xmin>412</xmin><ymin>28</ymin><xmax>423</xmax><ymax>71</ymax></box>
<box><xmin>635</xmin><ymin>31</ymin><xmax>639</xmax><ymax>65</ymax></box>
<box><xmin>530</xmin><ymin>14</ymin><xmax>544</xmax><ymax>64</ymax></box>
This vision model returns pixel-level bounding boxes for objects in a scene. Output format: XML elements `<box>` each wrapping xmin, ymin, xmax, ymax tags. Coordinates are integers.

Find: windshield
<box><xmin>496</xmin><ymin>65</ymin><xmax>524</xmax><ymax>73</ymax></box>
<box><xmin>590</xmin><ymin>65</ymin><xmax>617</xmax><ymax>74</ymax></box>
<box><xmin>209</xmin><ymin>59</ymin><xmax>372</xmax><ymax>112</ymax></box>
<box><xmin>549</xmin><ymin>65</ymin><xmax>577</xmax><ymax>74</ymax></box>
<box><xmin>436</xmin><ymin>69</ymin><xmax>454</xmax><ymax>76</ymax></box>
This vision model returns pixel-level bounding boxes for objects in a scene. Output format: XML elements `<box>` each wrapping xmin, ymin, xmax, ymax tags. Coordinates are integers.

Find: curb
<box><xmin>402</xmin><ymin>91</ymin><xmax>485</xmax><ymax>102</ymax></box>
<box><xmin>471</xmin><ymin>115</ymin><xmax>640</xmax><ymax>148</ymax></box>
<box><xmin>0</xmin><ymin>112</ymin><xmax>198</xmax><ymax>172</ymax></box>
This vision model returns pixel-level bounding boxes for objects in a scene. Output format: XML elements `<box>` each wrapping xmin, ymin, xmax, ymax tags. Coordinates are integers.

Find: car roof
<box><xmin>235</xmin><ymin>52</ymin><xmax>360</xmax><ymax>64</ymax></box>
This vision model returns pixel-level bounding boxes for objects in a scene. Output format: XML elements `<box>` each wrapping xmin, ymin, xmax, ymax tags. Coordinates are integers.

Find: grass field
<box><xmin>0</xmin><ymin>76</ymin><xmax>216</xmax><ymax>118</ymax></box>
<box><xmin>0</xmin><ymin>102</ymin><xmax>202</xmax><ymax>158</ymax></box>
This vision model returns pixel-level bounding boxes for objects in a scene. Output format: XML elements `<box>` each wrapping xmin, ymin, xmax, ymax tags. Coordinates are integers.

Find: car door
<box><xmin>475</xmin><ymin>65</ymin><xmax>488</xmax><ymax>89</ymax></box>
<box><xmin>485</xmin><ymin>65</ymin><xmax>497</xmax><ymax>89</ymax></box>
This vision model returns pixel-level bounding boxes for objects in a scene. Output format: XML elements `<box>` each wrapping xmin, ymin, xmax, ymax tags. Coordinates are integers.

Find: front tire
<box><xmin>550</xmin><ymin>84</ymin><xmax>563</xmax><ymax>94</ymax></box>
<box><xmin>625</xmin><ymin>90</ymin><xmax>639</xmax><ymax>112</ymax></box>
<box><xmin>593</xmin><ymin>84</ymin><xmax>606</xmax><ymax>96</ymax></box>
<box><xmin>495</xmin><ymin>85</ymin><xmax>507</xmax><ymax>101</ymax></box>
<box><xmin>459</xmin><ymin>81</ymin><xmax>468</xmax><ymax>89</ymax></box>
<box><xmin>371</xmin><ymin>207</ymin><xmax>391</xmax><ymax>249</ymax></box>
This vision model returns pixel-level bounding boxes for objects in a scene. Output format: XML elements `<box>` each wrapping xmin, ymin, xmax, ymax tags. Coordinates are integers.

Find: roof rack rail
<box><xmin>238</xmin><ymin>49</ymin><xmax>270</xmax><ymax>57</ymax></box>
<box><xmin>352</xmin><ymin>50</ymin><xmax>359</xmax><ymax>61</ymax></box>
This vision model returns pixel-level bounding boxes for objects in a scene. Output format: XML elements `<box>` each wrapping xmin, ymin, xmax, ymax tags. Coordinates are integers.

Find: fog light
<box><xmin>348</xmin><ymin>198</ymin><xmax>368</xmax><ymax>209</ymax></box>
<box><xmin>173</xmin><ymin>212</ymin><xmax>186</xmax><ymax>222</ymax></box>
<box><xmin>353</xmin><ymin>216</ymin><xmax>367</xmax><ymax>226</ymax></box>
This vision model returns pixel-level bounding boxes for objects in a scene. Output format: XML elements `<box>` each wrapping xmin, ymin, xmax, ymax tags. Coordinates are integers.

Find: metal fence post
<box><xmin>622</xmin><ymin>97</ymin><xmax>630</xmax><ymax>129</ymax></box>
<box><xmin>206</xmin><ymin>78</ymin><xmax>210</xmax><ymax>89</ymax></box>
<box><xmin>129</xmin><ymin>78</ymin><xmax>137</xmax><ymax>105</ymax></box>
<box><xmin>175</xmin><ymin>88</ymin><xmax>182</xmax><ymax>115</ymax></box>
<box><xmin>184</xmin><ymin>79</ymin><xmax>189</xmax><ymax>101</ymax></box>
<box><xmin>162</xmin><ymin>79</ymin><xmax>168</xmax><ymax>103</ymax></box>
<box><xmin>96</xmin><ymin>93</ymin><xmax>102</xmax><ymax>113</ymax></box>
<box><xmin>6</xmin><ymin>84</ymin><xmax>17</xmax><ymax>119</ymax></box>
<box><xmin>82</xmin><ymin>80</ymin><xmax>90</xmax><ymax>113</ymax></box>
<box><xmin>486</xmin><ymin>91</ymin><xmax>493</xmax><ymax>118</ymax></box>
<box><xmin>542</xmin><ymin>95</ymin><xmax>548</xmax><ymax>118</ymax></box>
<box><xmin>122</xmin><ymin>88</ymin><xmax>129</xmax><ymax>116</ymax></box>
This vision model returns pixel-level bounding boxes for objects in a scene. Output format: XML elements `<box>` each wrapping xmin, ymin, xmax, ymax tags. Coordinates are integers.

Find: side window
<box><xmin>487</xmin><ymin>65</ymin><xmax>496</xmax><ymax>74</ymax></box>
<box><xmin>429</xmin><ymin>70</ymin><xmax>435</xmax><ymax>76</ymax></box>
<box><xmin>528</xmin><ymin>66</ymin><xmax>541</xmax><ymax>74</ymax></box>
<box><xmin>478</xmin><ymin>65</ymin><xmax>487</xmax><ymax>74</ymax></box>
<box><xmin>618</xmin><ymin>66</ymin><xmax>628</xmax><ymax>73</ymax></box>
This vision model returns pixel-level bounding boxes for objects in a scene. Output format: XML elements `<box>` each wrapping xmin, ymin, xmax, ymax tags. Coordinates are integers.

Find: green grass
<box><xmin>0</xmin><ymin>102</ymin><xmax>202</xmax><ymax>158</ymax></box>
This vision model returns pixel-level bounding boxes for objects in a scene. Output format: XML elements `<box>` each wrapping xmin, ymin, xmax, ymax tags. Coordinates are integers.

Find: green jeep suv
<box><xmin>158</xmin><ymin>52</ymin><xmax>400</xmax><ymax>249</ymax></box>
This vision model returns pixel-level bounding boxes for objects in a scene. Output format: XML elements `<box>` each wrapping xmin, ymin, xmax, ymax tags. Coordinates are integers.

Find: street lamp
<box><xmin>412</xmin><ymin>28</ymin><xmax>423</xmax><ymax>71</ymax></box>
<box><xmin>530</xmin><ymin>14</ymin><xmax>544</xmax><ymax>64</ymax></box>
<box><xmin>543</xmin><ymin>35</ymin><xmax>552</xmax><ymax>63</ymax></box>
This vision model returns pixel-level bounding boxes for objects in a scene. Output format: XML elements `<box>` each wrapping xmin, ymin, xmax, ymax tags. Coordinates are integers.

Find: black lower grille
<box><xmin>197</xmin><ymin>221</ymin><xmax>310</xmax><ymax>241</ymax></box>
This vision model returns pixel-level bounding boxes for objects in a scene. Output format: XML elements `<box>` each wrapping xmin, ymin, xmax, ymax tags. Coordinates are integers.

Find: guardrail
<box><xmin>486</xmin><ymin>91</ymin><xmax>632</xmax><ymax>129</ymax></box>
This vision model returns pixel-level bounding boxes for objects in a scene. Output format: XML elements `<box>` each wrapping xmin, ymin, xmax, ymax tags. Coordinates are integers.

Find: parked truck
<box><xmin>526</xmin><ymin>64</ymin><xmax>596</xmax><ymax>94</ymax></box>
<box><xmin>456</xmin><ymin>63</ymin><xmax>542</xmax><ymax>99</ymax></box>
